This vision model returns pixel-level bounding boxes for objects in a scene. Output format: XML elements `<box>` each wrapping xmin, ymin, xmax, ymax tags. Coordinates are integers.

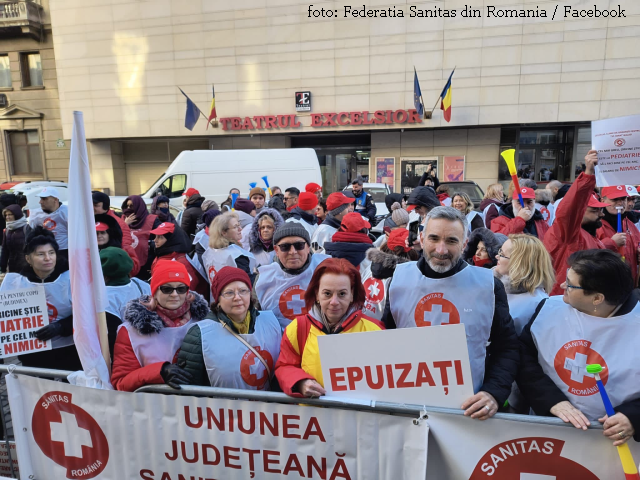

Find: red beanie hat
<box><xmin>210</xmin><ymin>266</ymin><xmax>252</xmax><ymax>303</ymax></box>
<box><xmin>150</xmin><ymin>260</ymin><xmax>190</xmax><ymax>295</ymax></box>
<box><xmin>387</xmin><ymin>229</ymin><xmax>410</xmax><ymax>252</ymax></box>
<box><xmin>298</xmin><ymin>192</ymin><xmax>318</xmax><ymax>211</ymax></box>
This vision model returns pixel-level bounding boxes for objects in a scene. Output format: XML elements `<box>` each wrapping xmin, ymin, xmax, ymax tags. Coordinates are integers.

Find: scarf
<box><xmin>155</xmin><ymin>300</ymin><xmax>191</xmax><ymax>328</ymax></box>
<box><xmin>230</xmin><ymin>311</ymin><xmax>251</xmax><ymax>335</ymax></box>
<box><xmin>309</xmin><ymin>304</ymin><xmax>359</xmax><ymax>334</ymax></box>
<box><xmin>331</xmin><ymin>231</ymin><xmax>373</xmax><ymax>245</ymax></box>
<box><xmin>437</xmin><ymin>193</ymin><xmax>450</xmax><ymax>203</ymax></box>
<box><xmin>259</xmin><ymin>235</ymin><xmax>273</xmax><ymax>252</ymax></box>
<box><xmin>122</xmin><ymin>195</ymin><xmax>149</xmax><ymax>229</ymax></box>
<box><xmin>6</xmin><ymin>216</ymin><xmax>27</xmax><ymax>231</ymax></box>
<box><xmin>473</xmin><ymin>256</ymin><xmax>492</xmax><ymax>268</ymax></box>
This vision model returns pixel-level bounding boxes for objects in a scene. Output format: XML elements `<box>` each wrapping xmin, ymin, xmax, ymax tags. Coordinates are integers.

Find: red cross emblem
<box><xmin>364</xmin><ymin>278</ymin><xmax>385</xmax><ymax>304</ymax></box>
<box><xmin>240</xmin><ymin>347</ymin><xmax>274</xmax><ymax>388</ymax></box>
<box><xmin>414</xmin><ymin>293</ymin><xmax>460</xmax><ymax>327</ymax></box>
<box><xmin>278</xmin><ymin>286</ymin><xmax>308</xmax><ymax>320</ymax></box>
<box><xmin>553</xmin><ymin>340</ymin><xmax>608</xmax><ymax>397</ymax></box>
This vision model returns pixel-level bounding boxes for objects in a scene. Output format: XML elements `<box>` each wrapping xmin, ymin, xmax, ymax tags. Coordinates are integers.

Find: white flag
<box><xmin>67</xmin><ymin>111</ymin><xmax>112</xmax><ymax>389</ymax></box>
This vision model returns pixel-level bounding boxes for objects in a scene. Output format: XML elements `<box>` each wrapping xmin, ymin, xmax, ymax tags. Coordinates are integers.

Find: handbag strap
<box><xmin>221</xmin><ymin>322</ymin><xmax>272</xmax><ymax>379</ymax></box>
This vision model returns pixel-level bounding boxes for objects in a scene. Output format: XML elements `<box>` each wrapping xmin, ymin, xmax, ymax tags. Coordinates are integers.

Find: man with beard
<box><xmin>544</xmin><ymin>150</ymin><xmax>617</xmax><ymax>295</ymax></box>
<box><xmin>382</xmin><ymin>206</ymin><xmax>518</xmax><ymax>421</ymax></box>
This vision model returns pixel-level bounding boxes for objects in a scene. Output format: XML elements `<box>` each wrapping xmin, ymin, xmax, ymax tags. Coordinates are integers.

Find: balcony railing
<box><xmin>0</xmin><ymin>1</ymin><xmax>44</xmax><ymax>39</ymax></box>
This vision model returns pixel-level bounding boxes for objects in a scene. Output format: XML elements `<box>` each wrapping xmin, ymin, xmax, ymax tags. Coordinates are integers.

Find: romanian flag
<box><xmin>207</xmin><ymin>85</ymin><xmax>217</xmax><ymax>129</ymax></box>
<box><xmin>440</xmin><ymin>68</ymin><xmax>455</xmax><ymax>123</ymax></box>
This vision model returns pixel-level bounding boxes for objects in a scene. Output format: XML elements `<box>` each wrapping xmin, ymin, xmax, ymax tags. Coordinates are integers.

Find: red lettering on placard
<box><xmin>330</xmin><ymin>368</ymin><xmax>348</xmax><ymax>391</ymax></box>
<box><xmin>347</xmin><ymin>366</ymin><xmax>363</xmax><ymax>389</ymax></box>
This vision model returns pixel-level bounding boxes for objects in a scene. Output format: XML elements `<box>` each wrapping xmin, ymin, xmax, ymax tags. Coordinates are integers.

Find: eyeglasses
<box><xmin>276</xmin><ymin>241</ymin><xmax>307</xmax><ymax>252</ymax></box>
<box><xmin>497</xmin><ymin>249</ymin><xmax>510</xmax><ymax>260</ymax></box>
<box><xmin>220</xmin><ymin>288</ymin><xmax>251</xmax><ymax>299</ymax></box>
<box><xmin>564</xmin><ymin>268</ymin><xmax>585</xmax><ymax>291</ymax></box>
<box><xmin>159</xmin><ymin>285</ymin><xmax>189</xmax><ymax>295</ymax></box>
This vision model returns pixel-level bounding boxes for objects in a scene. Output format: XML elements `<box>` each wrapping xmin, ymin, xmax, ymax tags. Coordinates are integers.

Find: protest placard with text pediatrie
<box><xmin>318</xmin><ymin>324</ymin><xmax>474</xmax><ymax>408</ymax></box>
<box><xmin>592</xmin><ymin>114</ymin><xmax>640</xmax><ymax>186</ymax></box>
<box><xmin>0</xmin><ymin>286</ymin><xmax>51</xmax><ymax>358</ymax></box>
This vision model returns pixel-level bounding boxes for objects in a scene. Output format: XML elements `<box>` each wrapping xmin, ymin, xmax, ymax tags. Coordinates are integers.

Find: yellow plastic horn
<box><xmin>501</xmin><ymin>149</ymin><xmax>517</xmax><ymax>176</ymax></box>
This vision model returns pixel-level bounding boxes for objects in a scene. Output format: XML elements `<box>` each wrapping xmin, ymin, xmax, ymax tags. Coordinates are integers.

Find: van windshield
<box><xmin>142</xmin><ymin>172</ymin><xmax>166</xmax><ymax>196</ymax></box>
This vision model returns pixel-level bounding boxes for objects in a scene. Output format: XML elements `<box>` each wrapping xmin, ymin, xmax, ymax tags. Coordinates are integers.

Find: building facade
<box><xmin>43</xmin><ymin>0</ymin><xmax>640</xmax><ymax>195</ymax></box>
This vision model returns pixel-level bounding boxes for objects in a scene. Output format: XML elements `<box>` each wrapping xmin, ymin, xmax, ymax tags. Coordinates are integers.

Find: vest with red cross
<box><xmin>120</xmin><ymin>320</ymin><xmax>194</xmax><ymax>367</ymax></box>
<box><xmin>255</xmin><ymin>253</ymin><xmax>330</xmax><ymax>330</ymax></box>
<box><xmin>360</xmin><ymin>260</ymin><xmax>390</xmax><ymax>321</ymax></box>
<box><xmin>197</xmin><ymin>311</ymin><xmax>281</xmax><ymax>390</ymax></box>
<box><xmin>531</xmin><ymin>296</ymin><xmax>640</xmax><ymax>421</ymax></box>
<box><xmin>389</xmin><ymin>262</ymin><xmax>495</xmax><ymax>392</ymax></box>
<box><xmin>202</xmin><ymin>244</ymin><xmax>256</xmax><ymax>284</ymax></box>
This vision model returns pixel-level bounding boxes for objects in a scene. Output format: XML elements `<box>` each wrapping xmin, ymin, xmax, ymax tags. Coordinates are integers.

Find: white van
<box><xmin>111</xmin><ymin>149</ymin><xmax>322</xmax><ymax>209</ymax></box>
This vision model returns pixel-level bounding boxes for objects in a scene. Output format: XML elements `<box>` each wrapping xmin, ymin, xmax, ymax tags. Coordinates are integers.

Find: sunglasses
<box><xmin>159</xmin><ymin>285</ymin><xmax>189</xmax><ymax>295</ymax></box>
<box><xmin>276</xmin><ymin>241</ymin><xmax>306</xmax><ymax>252</ymax></box>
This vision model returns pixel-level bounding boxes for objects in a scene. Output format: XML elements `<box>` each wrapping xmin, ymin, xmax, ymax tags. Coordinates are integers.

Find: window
<box><xmin>0</xmin><ymin>55</ymin><xmax>11</xmax><ymax>88</ymax></box>
<box><xmin>20</xmin><ymin>52</ymin><xmax>42</xmax><ymax>87</ymax></box>
<box><xmin>7</xmin><ymin>130</ymin><xmax>42</xmax><ymax>175</ymax></box>
<box><xmin>158</xmin><ymin>174</ymin><xmax>186</xmax><ymax>198</ymax></box>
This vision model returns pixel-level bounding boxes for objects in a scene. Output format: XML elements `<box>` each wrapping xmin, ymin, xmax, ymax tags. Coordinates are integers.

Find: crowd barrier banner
<box><xmin>318</xmin><ymin>325</ymin><xmax>474</xmax><ymax>407</ymax></box>
<box><xmin>425</xmin><ymin>411</ymin><xmax>640</xmax><ymax>479</ymax></box>
<box><xmin>6</xmin><ymin>374</ymin><xmax>428</xmax><ymax>480</ymax></box>
<box><xmin>593</xmin><ymin>114</ymin><xmax>640</xmax><ymax>186</ymax></box>
<box><xmin>0</xmin><ymin>287</ymin><xmax>50</xmax><ymax>358</ymax></box>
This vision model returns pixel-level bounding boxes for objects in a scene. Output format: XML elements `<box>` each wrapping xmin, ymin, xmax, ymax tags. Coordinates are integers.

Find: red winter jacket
<box><xmin>597</xmin><ymin>217</ymin><xmax>640</xmax><ymax>284</ymax></box>
<box><xmin>111</xmin><ymin>327</ymin><xmax>165</xmax><ymax>392</ymax></box>
<box><xmin>543</xmin><ymin>173</ymin><xmax>617</xmax><ymax>296</ymax></box>
<box><xmin>491</xmin><ymin>207</ymin><xmax>549</xmax><ymax>239</ymax></box>
<box><xmin>108</xmin><ymin>209</ymin><xmax>140</xmax><ymax>277</ymax></box>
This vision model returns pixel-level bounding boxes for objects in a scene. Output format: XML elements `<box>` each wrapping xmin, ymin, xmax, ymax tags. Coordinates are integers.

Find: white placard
<box><xmin>0</xmin><ymin>287</ymin><xmax>51</xmax><ymax>358</ymax></box>
<box><xmin>318</xmin><ymin>325</ymin><xmax>474</xmax><ymax>408</ymax></box>
<box><xmin>592</xmin><ymin>114</ymin><xmax>640</xmax><ymax>186</ymax></box>
<box><xmin>7</xmin><ymin>375</ymin><xmax>428</xmax><ymax>480</ymax></box>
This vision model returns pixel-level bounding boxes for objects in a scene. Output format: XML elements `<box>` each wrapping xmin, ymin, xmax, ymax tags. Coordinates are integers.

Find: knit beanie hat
<box><xmin>390</xmin><ymin>203</ymin><xmax>409</xmax><ymax>226</ymax></box>
<box><xmin>234</xmin><ymin>198</ymin><xmax>256</xmax><ymax>215</ymax></box>
<box><xmin>273</xmin><ymin>222</ymin><xmax>311</xmax><ymax>246</ymax></box>
<box><xmin>100</xmin><ymin>247</ymin><xmax>133</xmax><ymax>282</ymax></box>
<box><xmin>201</xmin><ymin>199</ymin><xmax>219</xmax><ymax>212</ymax></box>
<box><xmin>202</xmin><ymin>208</ymin><xmax>221</xmax><ymax>228</ymax></box>
<box><xmin>210</xmin><ymin>266</ymin><xmax>252</xmax><ymax>304</ymax></box>
<box><xmin>92</xmin><ymin>191</ymin><xmax>111</xmax><ymax>210</ymax></box>
<box><xmin>150</xmin><ymin>260</ymin><xmax>189</xmax><ymax>295</ymax></box>
<box><xmin>249</xmin><ymin>187</ymin><xmax>266</xmax><ymax>199</ymax></box>
<box><xmin>298</xmin><ymin>192</ymin><xmax>318</xmax><ymax>211</ymax></box>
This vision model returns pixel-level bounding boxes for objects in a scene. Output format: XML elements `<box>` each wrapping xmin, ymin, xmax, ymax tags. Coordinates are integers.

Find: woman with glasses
<box><xmin>276</xmin><ymin>258</ymin><xmax>384</xmax><ymax>398</ymax></box>
<box><xmin>0</xmin><ymin>227</ymin><xmax>79</xmax><ymax>370</ymax></box>
<box><xmin>462</xmin><ymin>228</ymin><xmax>506</xmax><ymax>269</ymax></box>
<box><xmin>111</xmin><ymin>261</ymin><xmax>209</xmax><ymax>391</ymax></box>
<box><xmin>202</xmin><ymin>211</ymin><xmax>256</xmax><ymax>284</ymax></box>
<box><xmin>518</xmin><ymin>249</ymin><xmax>640</xmax><ymax>446</ymax></box>
<box><xmin>452</xmin><ymin>191</ymin><xmax>484</xmax><ymax>233</ymax></box>
<box><xmin>177</xmin><ymin>267</ymin><xmax>281</xmax><ymax>389</ymax></box>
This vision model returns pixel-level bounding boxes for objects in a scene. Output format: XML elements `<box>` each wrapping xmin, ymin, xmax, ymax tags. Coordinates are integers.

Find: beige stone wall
<box><xmin>371</xmin><ymin>128</ymin><xmax>500</xmax><ymax>192</ymax></box>
<box><xmin>48</xmin><ymin>0</ymin><xmax>640</xmax><ymax>141</ymax></box>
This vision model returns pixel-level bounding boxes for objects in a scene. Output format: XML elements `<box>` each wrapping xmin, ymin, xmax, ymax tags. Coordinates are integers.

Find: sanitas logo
<box><xmin>32</xmin><ymin>391</ymin><xmax>109</xmax><ymax>479</ymax></box>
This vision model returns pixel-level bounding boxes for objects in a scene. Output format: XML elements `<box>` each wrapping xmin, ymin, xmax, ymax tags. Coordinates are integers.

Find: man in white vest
<box><xmin>384</xmin><ymin>206</ymin><xmax>519</xmax><ymax>420</ymax></box>
<box><xmin>255</xmin><ymin>223</ymin><xmax>329</xmax><ymax>330</ymax></box>
<box><xmin>311</xmin><ymin>192</ymin><xmax>354</xmax><ymax>252</ymax></box>
<box><xmin>29</xmin><ymin>187</ymin><xmax>68</xmax><ymax>254</ymax></box>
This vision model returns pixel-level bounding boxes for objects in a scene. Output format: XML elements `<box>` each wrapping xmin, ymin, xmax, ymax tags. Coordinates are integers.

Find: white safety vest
<box><xmin>481</xmin><ymin>203</ymin><xmax>499</xmax><ymax>228</ymax></box>
<box><xmin>286</xmin><ymin>217</ymin><xmax>318</xmax><ymax>238</ymax></box>
<box><xmin>28</xmin><ymin>206</ymin><xmax>69</xmax><ymax>249</ymax></box>
<box><xmin>240</xmin><ymin>224</ymin><xmax>252</xmax><ymax>251</ymax></box>
<box><xmin>466</xmin><ymin>211</ymin><xmax>480</xmax><ymax>233</ymax></box>
<box><xmin>0</xmin><ymin>272</ymin><xmax>73</xmax><ymax>349</ymax></box>
<box><xmin>120</xmin><ymin>320</ymin><xmax>194</xmax><ymax>367</ymax></box>
<box><xmin>202</xmin><ymin>244</ymin><xmax>256</xmax><ymax>284</ymax></box>
<box><xmin>193</xmin><ymin>229</ymin><xmax>209</xmax><ymax>251</ymax></box>
<box><xmin>360</xmin><ymin>260</ymin><xmax>390</xmax><ymax>321</ymax></box>
<box><xmin>507</xmin><ymin>288</ymin><xmax>548</xmax><ymax>335</ymax></box>
<box><xmin>198</xmin><ymin>311</ymin><xmax>281</xmax><ymax>390</ymax></box>
<box><xmin>105</xmin><ymin>279</ymin><xmax>151</xmax><ymax>320</ymax></box>
<box><xmin>531</xmin><ymin>296</ymin><xmax>640</xmax><ymax>421</ymax></box>
<box><xmin>252</xmin><ymin>249</ymin><xmax>275</xmax><ymax>268</ymax></box>
<box><xmin>535</xmin><ymin>203</ymin><xmax>551</xmax><ymax>224</ymax></box>
<box><xmin>389</xmin><ymin>263</ymin><xmax>495</xmax><ymax>392</ymax></box>
<box><xmin>311</xmin><ymin>224</ymin><xmax>337</xmax><ymax>252</ymax></box>
<box><xmin>255</xmin><ymin>254</ymin><xmax>330</xmax><ymax>330</ymax></box>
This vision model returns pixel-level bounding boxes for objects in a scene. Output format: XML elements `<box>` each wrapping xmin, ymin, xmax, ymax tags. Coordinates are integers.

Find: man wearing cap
<box><xmin>29</xmin><ymin>187</ymin><xmax>69</xmax><ymax>254</ymax></box>
<box><xmin>491</xmin><ymin>187</ymin><xmax>549</xmax><ymax>239</ymax></box>
<box><xmin>93</xmin><ymin>191</ymin><xmax>138</xmax><ymax>273</ymax></box>
<box><xmin>255</xmin><ymin>223</ymin><xmax>330</xmax><ymax>330</ymax></box>
<box><xmin>544</xmin><ymin>150</ymin><xmax>619</xmax><ymax>295</ymax></box>
<box><xmin>597</xmin><ymin>185</ymin><xmax>640</xmax><ymax>283</ymax></box>
<box><xmin>311</xmin><ymin>192</ymin><xmax>354</xmax><ymax>252</ymax></box>
<box><xmin>324</xmin><ymin>212</ymin><xmax>373</xmax><ymax>270</ymax></box>
<box><xmin>286</xmin><ymin>191</ymin><xmax>319</xmax><ymax>238</ymax></box>
<box><xmin>351</xmin><ymin>176</ymin><xmax>376</xmax><ymax>223</ymax></box>
<box><xmin>305</xmin><ymin>183</ymin><xmax>323</xmax><ymax>201</ymax></box>
<box><xmin>250</xmin><ymin>187</ymin><xmax>266</xmax><ymax>213</ymax></box>
<box><xmin>181</xmin><ymin>188</ymin><xmax>205</xmax><ymax>237</ymax></box>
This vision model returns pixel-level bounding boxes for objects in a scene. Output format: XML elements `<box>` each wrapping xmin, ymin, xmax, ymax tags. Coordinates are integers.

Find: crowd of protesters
<box><xmin>2</xmin><ymin>149</ymin><xmax>640</xmax><ymax>447</ymax></box>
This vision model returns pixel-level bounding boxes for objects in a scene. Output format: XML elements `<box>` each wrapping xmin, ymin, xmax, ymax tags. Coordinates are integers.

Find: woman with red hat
<box><xmin>177</xmin><ymin>267</ymin><xmax>281</xmax><ymax>389</ymax></box>
<box><xmin>275</xmin><ymin>258</ymin><xmax>384</xmax><ymax>398</ymax></box>
<box><xmin>111</xmin><ymin>261</ymin><xmax>209</xmax><ymax>391</ymax></box>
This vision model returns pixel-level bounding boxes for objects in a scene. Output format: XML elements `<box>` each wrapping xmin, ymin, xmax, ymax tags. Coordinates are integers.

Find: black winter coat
<box><xmin>181</xmin><ymin>194</ymin><xmax>205</xmax><ymax>237</ymax></box>
<box><xmin>0</xmin><ymin>225</ymin><xmax>28</xmax><ymax>273</ymax></box>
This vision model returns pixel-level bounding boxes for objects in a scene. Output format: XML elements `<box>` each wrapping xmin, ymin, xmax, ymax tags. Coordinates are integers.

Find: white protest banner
<box><xmin>318</xmin><ymin>325</ymin><xmax>474</xmax><ymax>408</ymax></box>
<box><xmin>0</xmin><ymin>287</ymin><xmax>50</xmax><ymax>358</ymax></box>
<box><xmin>592</xmin><ymin>114</ymin><xmax>640</xmax><ymax>186</ymax></box>
<box><xmin>0</xmin><ymin>442</ymin><xmax>19</xmax><ymax>479</ymax></box>
<box><xmin>7</xmin><ymin>375</ymin><xmax>428</xmax><ymax>480</ymax></box>
<box><xmin>425</xmin><ymin>412</ymin><xmax>640</xmax><ymax>479</ymax></box>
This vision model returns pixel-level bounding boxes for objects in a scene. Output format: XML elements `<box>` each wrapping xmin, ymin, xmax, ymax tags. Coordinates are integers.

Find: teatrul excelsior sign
<box><xmin>7</xmin><ymin>375</ymin><xmax>428</xmax><ymax>480</ymax></box>
<box><xmin>0</xmin><ymin>287</ymin><xmax>51</xmax><ymax>358</ymax></box>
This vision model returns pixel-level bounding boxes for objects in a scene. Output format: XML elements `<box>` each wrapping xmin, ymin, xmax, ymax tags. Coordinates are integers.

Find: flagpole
<box><xmin>414</xmin><ymin>67</ymin><xmax>431</xmax><ymax>119</ymax></box>
<box><xmin>430</xmin><ymin>66</ymin><xmax>456</xmax><ymax>116</ymax></box>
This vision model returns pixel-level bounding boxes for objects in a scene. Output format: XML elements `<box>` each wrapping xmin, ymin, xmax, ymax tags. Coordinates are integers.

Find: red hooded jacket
<box><xmin>597</xmin><ymin>216</ymin><xmax>640</xmax><ymax>284</ymax></box>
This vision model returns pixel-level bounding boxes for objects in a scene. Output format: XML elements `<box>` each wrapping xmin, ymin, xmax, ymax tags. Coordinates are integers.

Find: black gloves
<box><xmin>160</xmin><ymin>362</ymin><xmax>193</xmax><ymax>389</ymax></box>
<box><xmin>34</xmin><ymin>321</ymin><xmax>64</xmax><ymax>341</ymax></box>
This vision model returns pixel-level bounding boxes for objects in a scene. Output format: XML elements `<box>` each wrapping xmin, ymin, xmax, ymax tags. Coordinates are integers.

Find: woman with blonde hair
<box><xmin>452</xmin><ymin>191</ymin><xmax>483</xmax><ymax>233</ymax></box>
<box><xmin>202</xmin><ymin>211</ymin><xmax>256</xmax><ymax>284</ymax></box>
<box><xmin>494</xmin><ymin>234</ymin><xmax>555</xmax><ymax>334</ymax></box>
<box><xmin>480</xmin><ymin>183</ymin><xmax>505</xmax><ymax>229</ymax></box>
